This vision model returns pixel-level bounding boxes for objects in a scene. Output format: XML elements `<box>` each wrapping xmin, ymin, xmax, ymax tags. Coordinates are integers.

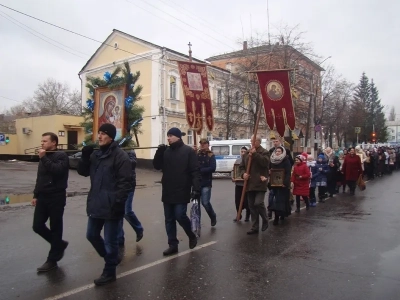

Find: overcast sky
<box><xmin>0</xmin><ymin>0</ymin><xmax>399</xmax><ymax>117</ymax></box>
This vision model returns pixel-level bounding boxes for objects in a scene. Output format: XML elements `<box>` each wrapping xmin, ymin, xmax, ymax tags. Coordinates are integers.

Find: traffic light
<box><xmin>371</xmin><ymin>132</ymin><xmax>376</xmax><ymax>143</ymax></box>
<box><xmin>5</xmin><ymin>136</ymin><xmax>9</xmax><ymax>144</ymax></box>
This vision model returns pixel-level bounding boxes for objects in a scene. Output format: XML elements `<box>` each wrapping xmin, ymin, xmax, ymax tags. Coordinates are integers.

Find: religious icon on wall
<box><xmin>93</xmin><ymin>86</ymin><xmax>127</xmax><ymax>141</ymax></box>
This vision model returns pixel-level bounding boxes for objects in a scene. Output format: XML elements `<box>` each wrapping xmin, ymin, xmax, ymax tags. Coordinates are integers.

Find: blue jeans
<box><xmin>268</xmin><ymin>189</ymin><xmax>275</xmax><ymax>209</ymax></box>
<box><xmin>118</xmin><ymin>190</ymin><xmax>143</xmax><ymax>245</ymax></box>
<box><xmin>200</xmin><ymin>186</ymin><xmax>216</xmax><ymax>220</ymax></box>
<box><xmin>163</xmin><ymin>203</ymin><xmax>195</xmax><ymax>247</ymax></box>
<box><xmin>86</xmin><ymin>217</ymin><xmax>121</xmax><ymax>276</ymax></box>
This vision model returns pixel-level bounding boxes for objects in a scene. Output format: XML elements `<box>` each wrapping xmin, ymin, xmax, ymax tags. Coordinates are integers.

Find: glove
<box><xmin>191</xmin><ymin>190</ymin><xmax>201</xmax><ymax>201</ymax></box>
<box><xmin>158</xmin><ymin>144</ymin><xmax>167</xmax><ymax>151</ymax></box>
<box><xmin>82</xmin><ymin>145</ymin><xmax>94</xmax><ymax>161</ymax></box>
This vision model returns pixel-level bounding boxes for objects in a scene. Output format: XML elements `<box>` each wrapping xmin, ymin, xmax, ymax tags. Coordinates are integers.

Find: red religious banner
<box><xmin>177</xmin><ymin>61</ymin><xmax>214</xmax><ymax>134</ymax></box>
<box><xmin>255</xmin><ymin>70</ymin><xmax>296</xmax><ymax>137</ymax></box>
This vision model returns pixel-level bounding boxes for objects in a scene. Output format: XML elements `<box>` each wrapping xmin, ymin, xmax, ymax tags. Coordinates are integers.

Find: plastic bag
<box><xmin>190</xmin><ymin>200</ymin><xmax>201</xmax><ymax>238</ymax></box>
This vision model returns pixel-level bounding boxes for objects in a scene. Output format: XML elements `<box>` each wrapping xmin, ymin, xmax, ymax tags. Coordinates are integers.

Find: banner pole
<box><xmin>236</xmin><ymin>96</ymin><xmax>264</xmax><ymax>221</ymax></box>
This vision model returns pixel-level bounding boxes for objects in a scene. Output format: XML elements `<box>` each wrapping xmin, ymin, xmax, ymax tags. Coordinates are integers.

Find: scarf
<box><xmin>270</xmin><ymin>147</ymin><xmax>286</xmax><ymax>165</ymax></box>
<box><xmin>307</xmin><ymin>160</ymin><xmax>316</xmax><ymax>167</ymax></box>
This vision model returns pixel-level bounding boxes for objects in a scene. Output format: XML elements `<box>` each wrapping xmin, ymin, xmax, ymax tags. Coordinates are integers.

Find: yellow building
<box><xmin>79</xmin><ymin>30</ymin><xmax>261</xmax><ymax>160</ymax></box>
<box><xmin>0</xmin><ymin>114</ymin><xmax>84</xmax><ymax>155</ymax></box>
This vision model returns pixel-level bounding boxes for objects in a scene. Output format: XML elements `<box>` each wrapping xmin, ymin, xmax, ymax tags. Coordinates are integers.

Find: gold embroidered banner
<box><xmin>177</xmin><ymin>61</ymin><xmax>214</xmax><ymax>134</ymax></box>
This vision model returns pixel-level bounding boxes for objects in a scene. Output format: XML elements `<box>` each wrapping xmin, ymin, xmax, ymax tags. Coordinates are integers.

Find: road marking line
<box><xmin>44</xmin><ymin>241</ymin><xmax>217</xmax><ymax>300</ymax></box>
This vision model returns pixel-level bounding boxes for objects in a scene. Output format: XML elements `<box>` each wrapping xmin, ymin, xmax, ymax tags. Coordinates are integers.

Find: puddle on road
<box><xmin>0</xmin><ymin>194</ymin><xmax>33</xmax><ymax>205</ymax></box>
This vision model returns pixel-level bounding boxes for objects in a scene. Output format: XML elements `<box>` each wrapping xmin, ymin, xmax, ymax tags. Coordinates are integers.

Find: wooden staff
<box><xmin>236</xmin><ymin>99</ymin><xmax>264</xmax><ymax>221</ymax></box>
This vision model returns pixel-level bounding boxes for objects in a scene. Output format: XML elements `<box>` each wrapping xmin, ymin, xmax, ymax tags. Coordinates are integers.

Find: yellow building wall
<box><xmin>83</xmin><ymin>37</ymin><xmax>154</xmax><ymax>159</ymax></box>
<box><xmin>0</xmin><ymin>134</ymin><xmax>18</xmax><ymax>155</ymax></box>
<box><xmin>14</xmin><ymin>115</ymin><xmax>84</xmax><ymax>155</ymax></box>
<box><xmin>86</xmin><ymin>36</ymin><xmax>153</xmax><ymax>70</ymax></box>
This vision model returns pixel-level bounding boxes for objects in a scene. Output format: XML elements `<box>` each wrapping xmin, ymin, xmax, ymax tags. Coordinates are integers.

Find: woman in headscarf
<box><xmin>267</xmin><ymin>146</ymin><xmax>292</xmax><ymax>225</ymax></box>
<box><xmin>98</xmin><ymin>95</ymin><xmax>116</xmax><ymax>127</ymax></box>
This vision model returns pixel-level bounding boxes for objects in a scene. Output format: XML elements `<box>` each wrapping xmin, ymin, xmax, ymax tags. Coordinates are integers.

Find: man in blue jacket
<box><xmin>78</xmin><ymin>123</ymin><xmax>133</xmax><ymax>286</ymax></box>
<box><xmin>197</xmin><ymin>138</ymin><xmax>217</xmax><ymax>226</ymax></box>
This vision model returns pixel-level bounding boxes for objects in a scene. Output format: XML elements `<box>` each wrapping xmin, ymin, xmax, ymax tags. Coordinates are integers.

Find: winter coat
<box><xmin>291</xmin><ymin>162</ymin><xmax>311</xmax><ymax>196</ymax></box>
<box><xmin>326</xmin><ymin>155</ymin><xmax>340</xmax><ymax>182</ymax></box>
<box><xmin>269</xmin><ymin>157</ymin><xmax>292</xmax><ymax>216</ymax></box>
<box><xmin>33</xmin><ymin>150</ymin><xmax>69</xmax><ymax>199</ymax></box>
<box><xmin>240</xmin><ymin>145</ymin><xmax>270</xmax><ymax>192</ymax></box>
<box><xmin>128</xmin><ymin>150</ymin><xmax>137</xmax><ymax>186</ymax></box>
<box><xmin>153</xmin><ymin>139</ymin><xmax>201</xmax><ymax>204</ymax></box>
<box><xmin>307</xmin><ymin>160</ymin><xmax>318</xmax><ymax>188</ymax></box>
<box><xmin>315</xmin><ymin>159</ymin><xmax>329</xmax><ymax>186</ymax></box>
<box><xmin>78</xmin><ymin>142</ymin><xmax>133</xmax><ymax>220</ymax></box>
<box><xmin>342</xmin><ymin>154</ymin><xmax>363</xmax><ymax>181</ymax></box>
<box><xmin>197</xmin><ymin>149</ymin><xmax>216</xmax><ymax>187</ymax></box>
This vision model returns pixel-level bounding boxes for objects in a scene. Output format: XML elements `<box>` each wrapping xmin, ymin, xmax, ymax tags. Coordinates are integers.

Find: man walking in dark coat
<box><xmin>197</xmin><ymin>138</ymin><xmax>217</xmax><ymax>226</ymax></box>
<box><xmin>32</xmin><ymin>132</ymin><xmax>69</xmax><ymax>272</ymax></box>
<box><xmin>153</xmin><ymin>127</ymin><xmax>199</xmax><ymax>256</ymax></box>
<box><xmin>78</xmin><ymin>123</ymin><xmax>133</xmax><ymax>286</ymax></box>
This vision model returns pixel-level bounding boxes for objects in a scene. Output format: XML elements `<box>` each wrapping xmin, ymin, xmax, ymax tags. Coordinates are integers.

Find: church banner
<box><xmin>177</xmin><ymin>61</ymin><xmax>214</xmax><ymax>134</ymax></box>
<box><xmin>255</xmin><ymin>69</ymin><xmax>296</xmax><ymax>137</ymax></box>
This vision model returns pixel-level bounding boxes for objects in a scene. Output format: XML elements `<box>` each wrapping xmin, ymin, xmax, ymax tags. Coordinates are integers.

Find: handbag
<box><xmin>357</xmin><ymin>174</ymin><xmax>366</xmax><ymax>191</ymax></box>
<box><xmin>190</xmin><ymin>200</ymin><xmax>201</xmax><ymax>238</ymax></box>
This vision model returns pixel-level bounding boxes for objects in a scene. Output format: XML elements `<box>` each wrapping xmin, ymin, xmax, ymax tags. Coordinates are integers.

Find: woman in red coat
<box><xmin>341</xmin><ymin>147</ymin><xmax>363</xmax><ymax>195</ymax></box>
<box><xmin>291</xmin><ymin>155</ymin><xmax>311</xmax><ymax>212</ymax></box>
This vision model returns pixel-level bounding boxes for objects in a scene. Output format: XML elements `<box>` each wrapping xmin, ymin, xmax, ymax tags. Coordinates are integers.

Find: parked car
<box><xmin>69</xmin><ymin>152</ymin><xmax>82</xmax><ymax>169</ymax></box>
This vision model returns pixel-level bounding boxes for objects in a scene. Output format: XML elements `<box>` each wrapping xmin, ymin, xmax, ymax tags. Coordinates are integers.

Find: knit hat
<box><xmin>199</xmin><ymin>138</ymin><xmax>209</xmax><ymax>144</ymax></box>
<box><xmin>99</xmin><ymin>123</ymin><xmax>116</xmax><ymax>140</ymax></box>
<box><xmin>167</xmin><ymin>127</ymin><xmax>182</xmax><ymax>139</ymax></box>
<box><xmin>296</xmin><ymin>154</ymin><xmax>305</xmax><ymax>162</ymax></box>
<box><xmin>301</xmin><ymin>152</ymin><xmax>308</xmax><ymax>159</ymax></box>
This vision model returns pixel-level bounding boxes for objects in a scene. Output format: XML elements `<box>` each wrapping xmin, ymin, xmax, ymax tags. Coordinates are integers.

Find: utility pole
<box><xmin>161</xmin><ymin>47</ymin><xmax>166</xmax><ymax>144</ymax></box>
<box><xmin>309</xmin><ymin>74</ymin><xmax>315</xmax><ymax>157</ymax></box>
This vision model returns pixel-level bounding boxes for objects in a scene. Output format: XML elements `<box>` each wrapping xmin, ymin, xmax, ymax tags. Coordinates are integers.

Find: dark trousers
<box><xmin>32</xmin><ymin>195</ymin><xmax>66</xmax><ymax>262</ymax></box>
<box><xmin>118</xmin><ymin>188</ymin><xmax>144</xmax><ymax>246</ymax></box>
<box><xmin>309</xmin><ymin>187</ymin><xmax>316</xmax><ymax>202</ymax></box>
<box><xmin>235</xmin><ymin>185</ymin><xmax>250</xmax><ymax>219</ymax></box>
<box><xmin>247</xmin><ymin>191</ymin><xmax>268</xmax><ymax>231</ymax></box>
<box><xmin>86</xmin><ymin>217</ymin><xmax>121</xmax><ymax>276</ymax></box>
<box><xmin>163</xmin><ymin>203</ymin><xmax>196</xmax><ymax>247</ymax></box>
<box><xmin>296</xmin><ymin>195</ymin><xmax>309</xmax><ymax>209</ymax></box>
<box><xmin>347</xmin><ymin>180</ymin><xmax>357</xmax><ymax>195</ymax></box>
<box><xmin>318</xmin><ymin>186</ymin><xmax>327</xmax><ymax>199</ymax></box>
<box><xmin>327</xmin><ymin>180</ymin><xmax>336</xmax><ymax>196</ymax></box>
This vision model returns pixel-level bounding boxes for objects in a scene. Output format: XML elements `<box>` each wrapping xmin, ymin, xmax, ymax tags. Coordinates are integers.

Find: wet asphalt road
<box><xmin>1</xmin><ymin>171</ymin><xmax>400</xmax><ymax>300</ymax></box>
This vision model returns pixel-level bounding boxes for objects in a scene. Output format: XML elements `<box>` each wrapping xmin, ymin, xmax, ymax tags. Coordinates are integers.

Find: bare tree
<box><xmin>6</xmin><ymin>79</ymin><xmax>82</xmax><ymax>116</ymax></box>
<box><xmin>389</xmin><ymin>106</ymin><xmax>396</xmax><ymax>121</ymax></box>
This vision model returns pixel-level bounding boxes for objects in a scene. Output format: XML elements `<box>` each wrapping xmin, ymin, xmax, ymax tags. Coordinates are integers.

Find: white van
<box><xmin>209</xmin><ymin>139</ymin><xmax>269</xmax><ymax>173</ymax></box>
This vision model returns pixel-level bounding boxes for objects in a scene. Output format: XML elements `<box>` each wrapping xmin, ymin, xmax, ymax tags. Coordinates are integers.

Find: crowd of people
<box><xmin>29</xmin><ymin>124</ymin><xmax>399</xmax><ymax>287</ymax></box>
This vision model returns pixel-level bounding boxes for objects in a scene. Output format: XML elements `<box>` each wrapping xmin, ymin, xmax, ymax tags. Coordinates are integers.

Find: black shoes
<box><xmin>189</xmin><ymin>237</ymin><xmax>197</xmax><ymax>249</ymax></box>
<box><xmin>211</xmin><ymin>216</ymin><xmax>217</xmax><ymax>227</ymax></box>
<box><xmin>247</xmin><ymin>229</ymin><xmax>259</xmax><ymax>235</ymax></box>
<box><xmin>94</xmin><ymin>273</ymin><xmax>116</xmax><ymax>286</ymax></box>
<box><xmin>261</xmin><ymin>222</ymin><xmax>268</xmax><ymax>231</ymax></box>
<box><xmin>136</xmin><ymin>231</ymin><xmax>144</xmax><ymax>242</ymax></box>
<box><xmin>295</xmin><ymin>208</ymin><xmax>300</xmax><ymax>213</ymax></box>
<box><xmin>163</xmin><ymin>246</ymin><xmax>178</xmax><ymax>256</ymax></box>
<box><xmin>37</xmin><ymin>261</ymin><xmax>58</xmax><ymax>273</ymax></box>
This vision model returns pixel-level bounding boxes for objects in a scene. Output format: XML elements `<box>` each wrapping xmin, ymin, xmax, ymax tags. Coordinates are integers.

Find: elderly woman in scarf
<box><xmin>266</xmin><ymin>146</ymin><xmax>292</xmax><ymax>225</ymax></box>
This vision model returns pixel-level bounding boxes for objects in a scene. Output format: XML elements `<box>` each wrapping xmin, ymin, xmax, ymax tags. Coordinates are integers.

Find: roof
<box><xmin>205</xmin><ymin>44</ymin><xmax>325</xmax><ymax>72</ymax></box>
<box><xmin>79</xmin><ymin>29</ymin><xmax>230</xmax><ymax>75</ymax></box>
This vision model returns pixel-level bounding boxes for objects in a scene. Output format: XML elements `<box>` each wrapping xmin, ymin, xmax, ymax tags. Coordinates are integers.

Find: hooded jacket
<box><xmin>291</xmin><ymin>161</ymin><xmax>311</xmax><ymax>196</ymax></box>
<box><xmin>315</xmin><ymin>157</ymin><xmax>329</xmax><ymax>186</ymax></box>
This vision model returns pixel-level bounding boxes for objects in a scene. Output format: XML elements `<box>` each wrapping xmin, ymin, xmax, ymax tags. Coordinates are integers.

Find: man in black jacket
<box><xmin>32</xmin><ymin>132</ymin><xmax>69</xmax><ymax>272</ymax></box>
<box><xmin>153</xmin><ymin>127</ymin><xmax>199</xmax><ymax>256</ymax></box>
<box><xmin>78</xmin><ymin>123</ymin><xmax>132</xmax><ymax>286</ymax></box>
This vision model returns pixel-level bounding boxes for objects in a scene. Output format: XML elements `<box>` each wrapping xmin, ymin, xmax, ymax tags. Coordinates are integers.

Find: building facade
<box><xmin>79</xmin><ymin>30</ymin><xmax>263</xmax><ymax>159</ymax></box>
<box><xmin>387</xmin><ymin>121</ymin><xmax>400</xmax><ymax>144</ymax></box>
<box><xmin>0</xmin><ymin>114</ymin><xmax>85</xmax><ymax>155</ymax></box>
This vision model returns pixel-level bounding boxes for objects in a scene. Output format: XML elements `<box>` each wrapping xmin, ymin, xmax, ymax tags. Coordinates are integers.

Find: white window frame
<box><xmin>187</xmin><ymin>130</ymin><xmax>193</xmax><ymax>145</ymax></box>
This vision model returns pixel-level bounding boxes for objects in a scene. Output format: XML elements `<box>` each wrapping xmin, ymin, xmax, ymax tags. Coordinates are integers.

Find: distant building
<box><xmin>0</xmin><ymin>114</ymin><xmax>84</xmax><ymax>155</ymax></box>
<box><xmin>386</xmin><ymin>121</ymin><xmax>400</xmax><ymax>144</ymax></box>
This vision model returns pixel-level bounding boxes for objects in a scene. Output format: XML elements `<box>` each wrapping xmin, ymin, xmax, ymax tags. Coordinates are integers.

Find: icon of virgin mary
<box><xmin>98</xmin><ymin>95</ymin><xmax>116</xmax><ymax>127</ymax></box>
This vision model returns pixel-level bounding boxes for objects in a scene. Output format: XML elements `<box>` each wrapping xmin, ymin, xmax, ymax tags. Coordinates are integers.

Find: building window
<box><xmin>217</xmin><ymin>89</ymin><xmax>222</xmax><ymax>106</ymax></box>
<box><xmin>170</xmin><ymin>76</ymin><xmax>176</xmax><ymax>99</ymax></box>
<box><xmin>187</xmin><ymin>130</ymin><xmax>193</xmax><ymax>145</ymax></box>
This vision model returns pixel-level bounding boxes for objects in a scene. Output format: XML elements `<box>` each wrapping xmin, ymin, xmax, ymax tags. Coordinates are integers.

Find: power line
<box><xmin>0</xmin><ymin>3</ymin><xmax>162</xmax><ymax>65</ymax></box>
<box><xmin>0</xmin><ymin>11</ymin><xmax>87</xmax><ymax>59</ymax></box>
<box><xmin>157</xmin><ymin>0</ymin><xmax>236</xmax><ymax>44</ymax></box>
<box><xmin>135</xmin><ymin>0</ymin><xmax>235</xmax><ymax>50</ymax></box>
<box><xmin>0</xmin><ymin>95</ymin><xmax>22</xmax><ymax>103</ymax></box>
<box><xmin>124</xmin><ymin>0</ymin><xmax>224</xmax><ymax>50</ymax></box>
<box><xmin>0</xmin><ymin>10</ymin><xmax>90</xmax><ymax>57</ymax></box>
